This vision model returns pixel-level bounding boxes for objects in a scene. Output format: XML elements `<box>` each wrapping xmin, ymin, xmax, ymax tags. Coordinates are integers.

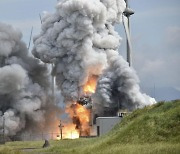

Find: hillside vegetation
<box><xmin>107</xmin><ymin>99</ymin><xmax>180</xmax><ymax>143</ymax></box>
<box><xmin>0</xmin><ymin>100</ymin><xmax>180</xmax><ymax>154</ymax></box>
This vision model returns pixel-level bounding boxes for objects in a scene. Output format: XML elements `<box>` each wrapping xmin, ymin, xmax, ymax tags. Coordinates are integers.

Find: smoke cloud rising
<box><xmin>33</xmin><ymin>0</ymin><xmax>155</xmax><ymax>115</ymax></box>
<box><xmin>93</xmin><ymin>50</ymin><xmax>156</xmax><ymax>115</ymax></box>
<box><xmin>0</xmin><ymin>22</ymin><xmax>60</xmax><ymax>137</ymax></box>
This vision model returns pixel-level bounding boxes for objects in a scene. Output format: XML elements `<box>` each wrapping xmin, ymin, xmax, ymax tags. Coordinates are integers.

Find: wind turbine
<box><xmin>123</xmin><ymin>0</ymin><xmax>134</xmax><ymax>67</ymax></box>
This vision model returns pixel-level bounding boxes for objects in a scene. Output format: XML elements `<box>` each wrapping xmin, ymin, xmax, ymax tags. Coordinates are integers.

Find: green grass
<box><xmin>0</xmin><ymin>140</ymin><xmax>179</xmax><ymax>154</ymax></box>
<box><xmin>0</xmin><ymin>100</ymin><xmax>180</xmax><ymax>154</ymax></box>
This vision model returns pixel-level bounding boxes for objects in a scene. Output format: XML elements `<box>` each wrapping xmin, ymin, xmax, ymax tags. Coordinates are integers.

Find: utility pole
<box><xmin>58</xmin><ymin>120</ymin><xmax>64</xmax><ymax>140</ymax></box>
<box><xmin>51</xmin><ymin>63</ymin><xmax>55</xmax><ymax>105</ymax></box>
<box><xmin>3</xmin><ymin>117</ymin><xmax>5</xmax><ymax>144</ymax></box>
<box><xmin>123</xmin><ymin>0</ymin><xmax>134</xmax><ymax>67</ymax></box>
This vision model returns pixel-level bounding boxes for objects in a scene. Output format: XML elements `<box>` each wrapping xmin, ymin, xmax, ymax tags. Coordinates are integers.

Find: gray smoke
<box><xmin>93</xmin><ymin>50</ymin><xmax>156</xmax><ymax>115</ymax></box>
<box><xmin>32</xmin><ymin>0</ymin><xmax>156</xmax><ymax>115</ymax></box>
<box><xmin>0</xmin><ymin>22</ymin><xmax>59</xmax><ymax>136</ymax></box>
<box><xmin>0</xmin><ymin>64</ymin><xmax>27</xmax><ymax>95</ymax></box>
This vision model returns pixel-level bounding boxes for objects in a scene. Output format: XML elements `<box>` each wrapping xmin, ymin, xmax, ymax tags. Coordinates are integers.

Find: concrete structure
<box><xmin>96</xmin><ymin>117</ymin><xmax>122</xmax><ymax>136</ymax></box>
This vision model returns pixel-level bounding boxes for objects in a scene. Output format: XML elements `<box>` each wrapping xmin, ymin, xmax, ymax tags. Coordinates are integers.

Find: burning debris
<box><xmin>77</xmin><ymin>96</ymin><xmax>92</xmax><ymax>106</ymax></box>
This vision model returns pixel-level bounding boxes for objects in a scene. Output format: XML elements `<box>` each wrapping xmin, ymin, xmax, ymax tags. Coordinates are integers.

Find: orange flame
<box><xmin>83</xmin><ymin>76</ymin><xmax>97</xmax><ymax>94</ymax></box>
<box><xmin>62</xmin><ymin>123</ymin><xmax>79</xmax><ymax>139</ymax></box>
<box><xmin>56</xmin><ymin>76</ymin><xmax>98</xmax><ymax>139</ymax></box>
<box><xmin>65</xmin><ymin>103</ymin><xmax>90</xmax><ymax>137</ymax></box>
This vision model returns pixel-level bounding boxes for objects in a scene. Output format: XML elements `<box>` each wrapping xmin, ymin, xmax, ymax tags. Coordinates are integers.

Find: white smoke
<box><xmin>32</xmin><ymin>0</ymin><xmax>156</xmax><ymax>115</ymax></box>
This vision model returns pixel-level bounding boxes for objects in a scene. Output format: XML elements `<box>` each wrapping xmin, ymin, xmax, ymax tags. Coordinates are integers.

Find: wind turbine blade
<box><xmin>39</xmin><ymin>14</ymin><xmax>42</xmax><ymax>24</ymax></box>
<box><xmin>28</xmin><ymin>26</ymin><xmax>33</xmax><ymax>51</ymax></box>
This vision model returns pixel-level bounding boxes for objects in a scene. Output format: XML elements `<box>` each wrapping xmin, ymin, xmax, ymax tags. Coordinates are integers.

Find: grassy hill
<box><xmin>0</xmin><ymin>100</ymin><xmax>180</xmax><ymax>154</ymax></box>
<box><xmin>106</xmin><ymin>99</ymin><xmax>180</xmax><ymax>143</ymax></box>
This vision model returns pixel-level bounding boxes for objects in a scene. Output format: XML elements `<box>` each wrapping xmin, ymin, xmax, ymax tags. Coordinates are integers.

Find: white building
<box><xmin>95</xmin><ymin>112</ymin><xmax>129</xmax><ymax>136</ymax></box>
<box><xmin>96</xmin><ymin>117</ymin><xmax>122</xmax><ymax>136</ymax></box>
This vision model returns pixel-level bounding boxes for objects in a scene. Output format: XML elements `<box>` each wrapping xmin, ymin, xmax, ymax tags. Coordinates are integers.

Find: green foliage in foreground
<box><xmin>0</xmin><ymin>100</ymin><xmax>179</xmax><ymax>154</ymax></box>
<box><xmin>0</xmin><ymin>140</ymin><xmax>179</xmax><ymax>154</ymax></box>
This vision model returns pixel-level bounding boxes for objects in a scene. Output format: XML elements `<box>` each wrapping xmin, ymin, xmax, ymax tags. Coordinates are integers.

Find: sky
<box><xmin>0</xmin><ymin>0</ymin><xmax>179</xmax><ymax>101</ymax></box>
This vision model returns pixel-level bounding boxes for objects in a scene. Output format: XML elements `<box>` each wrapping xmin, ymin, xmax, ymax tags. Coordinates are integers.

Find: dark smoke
<box><xmin>0</xmin><ymin>22</ymin><xmax>61</xmax><ymax>137</ymax></box>
<box><xmin>93</xmin><ymin>51</ymin><xmax>156</xmax><ymax>116</ymax></box>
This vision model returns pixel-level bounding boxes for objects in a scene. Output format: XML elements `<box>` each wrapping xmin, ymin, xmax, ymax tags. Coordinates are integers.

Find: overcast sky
<box><xmin>0</xmin><ymin>0</ymin><xmax>179</xmax><ymax>101</ymax></box>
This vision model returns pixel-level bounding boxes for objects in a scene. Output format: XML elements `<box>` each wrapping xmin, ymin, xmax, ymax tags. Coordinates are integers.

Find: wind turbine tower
<box><xmin>123</xmin><ymin>0</ymin><xmax>135</xmax><ymax>67</ymax></box>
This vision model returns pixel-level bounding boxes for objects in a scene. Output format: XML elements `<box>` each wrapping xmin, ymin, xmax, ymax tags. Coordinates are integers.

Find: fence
<box><xmin>0</xmin><ymin>132</ymin><xmax>62</xmax><ymax>142</ymax></box>
<box><xmin>0</xmin><ymin>131</ymin><xmax>86</xmax><ymax>142</ymax></box>
<box><xmin>0</xmin><ymin>132</ymin><xmax>97</xmax><ymax>143</ymax></box>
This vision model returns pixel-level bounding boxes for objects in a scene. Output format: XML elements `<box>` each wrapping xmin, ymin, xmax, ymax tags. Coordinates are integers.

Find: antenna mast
<box><xmin>3</xmin><ymin>117</ymin><xmax>5</xmax><ymax>144</ymax></box>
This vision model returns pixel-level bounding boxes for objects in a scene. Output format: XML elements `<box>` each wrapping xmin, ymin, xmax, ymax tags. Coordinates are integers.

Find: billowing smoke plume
<box><xmin>93</xmin><ymin>50</ymin><xmax>156</xmax><ymax>116</ymax></box>
<box><xmin>32</xmin><ymin>0</ymin><xmax>156</xmax><ymax>115</ymax></box>
<box><xmin>0</xmin><ymin>22</ymin><xmax>59</xmax><ymax>137</ymax></box>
